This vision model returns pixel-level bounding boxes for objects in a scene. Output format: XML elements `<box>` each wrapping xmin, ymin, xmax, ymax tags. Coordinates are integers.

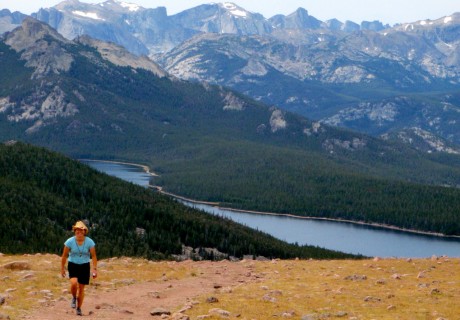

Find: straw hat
<box><xmin>72</xmin><ymin>221</ymin><xmax>88</xmax><ymax>235</ymax></box>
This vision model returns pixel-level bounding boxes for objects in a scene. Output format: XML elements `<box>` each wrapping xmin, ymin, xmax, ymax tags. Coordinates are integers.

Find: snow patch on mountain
<box><xmin>222</xmin><ymin>3</ymin><xmax>248</xmax><ymax>18</ymax></box>
<box><xmin>72</xmin><ymin>11</ymin><xmax>105</xmax><ymax>20</ymax></box>
<box><xmin>117</xmin><ymin>1</ymin><xmax>141</xmax><ymax>12</ymax></box>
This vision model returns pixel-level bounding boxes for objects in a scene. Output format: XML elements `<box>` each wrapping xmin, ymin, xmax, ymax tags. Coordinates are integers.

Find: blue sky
<box><xmin>1</xmin><ymin>0</ymin><xmax>459</xmax><ymax>25</ymax></box>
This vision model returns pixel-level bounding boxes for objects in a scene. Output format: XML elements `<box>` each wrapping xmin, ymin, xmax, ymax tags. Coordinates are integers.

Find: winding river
<box><xmin>82</xmin><ymin>160</ymin><xmax>460</xmax><ymax>258</ymax></box>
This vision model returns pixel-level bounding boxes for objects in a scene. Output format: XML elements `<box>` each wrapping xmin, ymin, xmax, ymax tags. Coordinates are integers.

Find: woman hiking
<box><xmin>61</xmin><ymin>220</ymin><xmax>98</xmax><ymax>316</ymax></box>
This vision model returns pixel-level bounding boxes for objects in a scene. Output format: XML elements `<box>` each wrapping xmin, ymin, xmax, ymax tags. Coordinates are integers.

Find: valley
<box><xmin>0</xmin><ymin>3</ymin><xmax>459</xmax><ymax>319</ymax></box>
<box><xmin>1</xmin><ymin>17</ymin><xmax>460</xmax><ymax>238</ymax></box>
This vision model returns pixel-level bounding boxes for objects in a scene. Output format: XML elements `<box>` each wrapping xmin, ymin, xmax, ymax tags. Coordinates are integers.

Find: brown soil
<box><xmin>20</xmin><ymin>260</ymin><xmax>254</xmax><ymax>319</ymax></box>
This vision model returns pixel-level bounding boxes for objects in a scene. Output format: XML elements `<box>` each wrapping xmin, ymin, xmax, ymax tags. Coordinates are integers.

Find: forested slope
<box><xmin>0</xmin><ymin>142</ymin><xmax>357</xmax><ymax>259</ymax></box>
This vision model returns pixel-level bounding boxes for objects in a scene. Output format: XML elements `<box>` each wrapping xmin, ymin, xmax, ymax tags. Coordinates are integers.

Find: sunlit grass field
<box><xmin>186</xmin><ymin>258</ymin><xmax>460</xmax><ymax>319</ymax></box>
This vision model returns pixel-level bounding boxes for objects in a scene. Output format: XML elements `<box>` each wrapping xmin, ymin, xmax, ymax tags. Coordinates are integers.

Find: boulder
<box><xmin>1</xmin><ymin>261</ymin><xmax>31</xmax><ymax>270</ymax></box>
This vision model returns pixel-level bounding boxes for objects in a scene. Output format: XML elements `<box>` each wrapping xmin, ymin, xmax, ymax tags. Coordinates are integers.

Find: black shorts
<box><xmin>68</xmin><ymin>262</ymin><xmax>90</xmax><ymax>285</ymax></box>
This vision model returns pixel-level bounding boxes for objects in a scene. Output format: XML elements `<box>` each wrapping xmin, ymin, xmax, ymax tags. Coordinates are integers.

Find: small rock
<box><xmin>148</xmin><ymin>291</ymin><xmax>161</xmax><ymax>298</ymax></box>
<box><xmin>206</xmin><ymin>297</ymin><xmax>219</xmax><ymax>303</ymax></box>
<box><xmin>387</xmin><ymin>305</ymin><xmax>396</xmax><ymax>310</ymax></box>
<box><xmin>171</xmin><ymin>313</ymin><xmax>190</xmax><ymax>320</ymax></box>
<box><xmin>119</xmin><ymin>309</ymin><xmax>134</xmax><ymax>314</ymax></box>
<box><xmin>262</xmin><ymin>294</ymin><xmax>277</xmax><ymax>302</ymax></box>
<box><xmin>430</xmin><ymin>288</ymin><xmax>441</xmax><ymax>295</ymax></box>
<box><xmin>209</xmin><ymin>308</ymin><xmax>230</xmax><ymax>317</ymax></box>
<box><xmin>344</xmin><ymin>274</ymin><xmax>367</xmax><ymax>281</ymax></box>
<box><xmin>0</xmin><ymin>296</ymin><xmax>5</xmax><ymax>305</ymax></box>
<box><xmin>281</xmin><ymin>310</ymin><xmax>296</xmax><ymax>317</ymax></box>
<box><xmin>364</xmin><ymin>296</ymin><xmax>381</xmax><ymax>302</ymax></box>
<box><xmin>150</xmin><ymin>307</ymin><xmax>171</xmax><ymax>316</ymax></box>
<box><xmin>21</xmin><ymin>273</ymin><xmax>35</xmax><ymax>280</ymax></box>
<box><xmin>335</xmin><ymin>311</ymin><xmax>348</xmax><ymax>317</ymax></box>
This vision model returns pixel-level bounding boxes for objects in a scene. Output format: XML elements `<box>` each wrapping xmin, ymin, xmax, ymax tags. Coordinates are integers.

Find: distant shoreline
<box><xmin>82</xmin><ymin>159</ymin><xmax>460</xmax><ymax>240</ymax></box>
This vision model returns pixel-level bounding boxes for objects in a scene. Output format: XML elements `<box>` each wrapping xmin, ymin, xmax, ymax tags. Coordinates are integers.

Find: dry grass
<box><xmin>185</xmin><ymin>258</ymin><xmax>460</xmax><ymax>320</ymax></box>
<box><xmin>0</xmin><ymin>254</ymin><xmax>459</xmax><ymax>319</ymax></box>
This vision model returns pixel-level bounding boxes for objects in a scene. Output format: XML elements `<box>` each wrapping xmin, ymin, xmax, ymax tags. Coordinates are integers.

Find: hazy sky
<box><xmin>1</xmin><ymin>0</ymin><xmax>459</xmax><ymax>25</ymax></box>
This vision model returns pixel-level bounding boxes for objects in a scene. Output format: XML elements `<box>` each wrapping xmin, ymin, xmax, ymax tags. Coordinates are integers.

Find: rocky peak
<box><xmin>76</xmin><ymin>35</ymin><xmax>167</xmax><ymax>77</ymax></box>
<box><xmin>269</xmin><ymin>8</ymin><xmax>321</xmax><ymax>30</ymax></box>
<box><xmin>287</xmin><ymin>8</ymin><xmax>321</xmax><ymax>29</ymax></box>
<box><xmin>5</xmin><ymin>17</ymin><xmax>70</xmax><ymax>52</ymax></box>
<box><xmin>360</xmin><ymin>20</ymin><xmax>388</xmax><ymax>32</ymax></box>
<box><xmin>53</xmin><ymin>0</ymin><xmax>84</xmax><ymax>11</ymax></box>
<box><xmin>4</xmin><ymin>17</ymin><xmax>73</xmax><ymax>79</ymax></box>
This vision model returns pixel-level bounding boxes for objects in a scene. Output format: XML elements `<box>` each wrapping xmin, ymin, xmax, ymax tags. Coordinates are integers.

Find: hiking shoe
<box><xmin>71</xmin><ymin>297</ymin><xmax>77</xmax><ymax>309</ymax></box>
<box><xmin>76</xmin><ymin>308</ymin><xmax>82</xmax><ymax>316</ymax></box>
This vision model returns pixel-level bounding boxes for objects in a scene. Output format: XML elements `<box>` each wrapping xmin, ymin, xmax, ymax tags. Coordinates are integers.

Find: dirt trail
<box><xmin>22</xmin><ymin>260</ymin><xmax>254</xmax><ymax>319</ymax></box>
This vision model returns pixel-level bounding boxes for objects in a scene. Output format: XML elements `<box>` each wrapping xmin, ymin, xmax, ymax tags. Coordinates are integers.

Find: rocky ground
<box><xmin>0</xmin><ymin>254</ymin><xmax>459</xmax><ymax>319</ymax></box>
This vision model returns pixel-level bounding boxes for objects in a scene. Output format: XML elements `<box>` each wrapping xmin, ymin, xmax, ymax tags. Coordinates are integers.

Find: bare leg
<box><xmin>77</xmin><ymin>283</ymin><xmax>86</xmax><ymax>308</ymax></box>
<box><xmin>70</xmin><ymin>277</ymin><xmax>78</xmax><ymax>298</ymax></box>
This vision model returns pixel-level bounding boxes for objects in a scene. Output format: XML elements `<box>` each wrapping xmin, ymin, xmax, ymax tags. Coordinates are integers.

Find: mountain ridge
<box><xmin>2</xmin><ymin>18</ymin><xmax>460</xmax><ymax>236</ymax></box>
<box><xmin>2</xmin><ymin>2</ymin><xmax>460</xmax><ymax>152</ymax></box>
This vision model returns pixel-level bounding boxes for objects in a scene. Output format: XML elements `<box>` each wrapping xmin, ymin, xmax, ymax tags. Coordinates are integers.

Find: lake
<box><xmin>82</xmin><ymin>160</ymin><xmax>460</xmax><ymax>258</ymax></box>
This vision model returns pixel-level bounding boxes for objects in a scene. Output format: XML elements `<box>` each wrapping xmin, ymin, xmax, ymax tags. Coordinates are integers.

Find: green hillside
<box><xmin>0</xmin><ymin>142</ymin><xmax>357</xmax><ymax>259</ymax></box>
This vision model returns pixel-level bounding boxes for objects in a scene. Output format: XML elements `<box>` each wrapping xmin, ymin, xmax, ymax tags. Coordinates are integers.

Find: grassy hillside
<box><xmin>0</xmin><ymin>142</ymin><xmax>356</xmax><ymax>260</ymax></box>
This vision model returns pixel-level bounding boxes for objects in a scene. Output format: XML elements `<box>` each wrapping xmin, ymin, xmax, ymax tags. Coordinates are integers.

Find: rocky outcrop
<box><xmin>1</xmin><ymin>85</ymin><xmax>78</xmax><ymax>134</ymax></box>
<box><xmin>4</xmin><ymin>17</ymin><xmax>73</xmax><ymax>79</ymax></box>
<box><xmin>76</xmin><ymin>35</ymin><xmax>167</xmax><ymax>77</ymax></box>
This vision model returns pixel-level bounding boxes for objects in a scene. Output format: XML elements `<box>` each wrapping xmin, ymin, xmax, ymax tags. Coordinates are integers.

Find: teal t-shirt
<box><xmin>64</xmin><ymin>236</ymin><xmax>95</xmax><ymax>264</ymax></box>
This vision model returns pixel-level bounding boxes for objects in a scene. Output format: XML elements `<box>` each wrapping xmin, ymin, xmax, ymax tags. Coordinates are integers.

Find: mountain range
<box><xmin>1</xmin><ymin>17</ymin><xmax>460</xmax><ymax>236</ymax></box>
<box><xmin>0</xmin><ymin>0</ymin><xmax>454</xmax><ymax>153</ymax></box>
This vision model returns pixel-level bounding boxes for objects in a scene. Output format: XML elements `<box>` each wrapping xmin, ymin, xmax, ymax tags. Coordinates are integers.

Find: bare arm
<box><xmin>90</xmin><ymin>246</ymin><xmax>98</xmax><ymax>278</ymax></box>
<box><xmin>61</xmin><ymin>246</ymin><xmax>70</xmax><ymax>278</ymax></box>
